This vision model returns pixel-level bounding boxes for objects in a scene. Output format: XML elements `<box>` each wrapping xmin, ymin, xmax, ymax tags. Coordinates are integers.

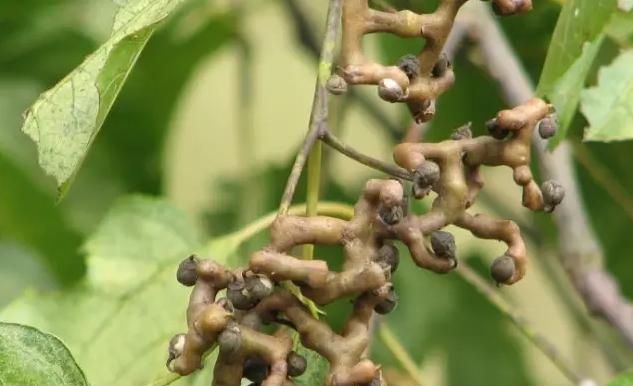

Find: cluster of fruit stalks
<box><xmin>166</xmin><ymin>0</ymin><xmax>565</xmax><ymax>385</ymax></box>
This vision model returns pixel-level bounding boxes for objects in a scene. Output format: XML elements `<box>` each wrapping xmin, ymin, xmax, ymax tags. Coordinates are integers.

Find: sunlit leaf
<box><xmin>0</xmin><ymin>322</ymin><xmax>88</xmax><ymax>386</ymax></box>
<box><xmin>537</xmin><ymin>0</ymin><xmax>617</xmax><ymax>146</ymax></box>
<box><xmin>0</xmin><ymin>196</ymin><xmax>231</xmax><ymax>386</ymax></box>
<box><xmin>581</xmin><ymin>49</ymin><xmax>633</xmax><ymax>142</ymax></box>
<box><xmin>21</xmin><ymin>0</ymin><xmax>184</xmax><ymax>197</ymax></box>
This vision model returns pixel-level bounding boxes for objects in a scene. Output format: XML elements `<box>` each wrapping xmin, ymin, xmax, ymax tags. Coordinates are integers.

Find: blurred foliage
<box><xmin>2</xmin><ymin>0</ymin><xmax>633</xmax><ymax>385</ymax></box>
<box><xmin>0</xmin><ymin>322</ymin><xmax>88</xmax><ymax>386</ymax></box>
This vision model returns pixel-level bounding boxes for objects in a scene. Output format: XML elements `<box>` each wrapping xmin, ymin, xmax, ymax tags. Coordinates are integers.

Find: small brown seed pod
<box><xmin>490</xmin><ymin>255</ymin><xmax>515</xmax><ymax>285</ymax></box>
<box><xmin>430</xmin><ymin>231</ymin><xmax>456</xmax><ymax>259</ymax></box>
<box><xmin>287</xmin><ymin>351</ymin><xmax>307</xmax><ymax>377</ymax></box>
<box><xmin>451</xmin><ymin>122</ymin><xmax>473</xmax><ymax>140</ymax></box>
<box><xmin>243</xmin><ymin>356</ymin><xmax>269</xmax><ymax>383</ymax></box>
<box><xmin>166</xmin><ymin>333</ymin><xmax>186</xmax><ymax>369</ymax></box>
<box><xmin>245</xmin><ymin>274</ymin><xmax>274</xmax><ymax>300</ymax></box>
<box><xmin>541</xmin><ymin>180</ymin><xmax>565</xmax><ymax>212</ymax></box>
<box><xmin>378</xmin><ymin>78</ymin><xmax>405</xmax><ymax>102</ymax></box>
<box><xmin>375</xmin><ymin>243</ymin><xmax>400</xmax><ymax>273</ymax></box>
<box><xmin>397</xmin><ymin>54</ymin><xmax>420</xmax><ymax>80</ymax></box>
<box><xmin>432</xmin><ymin>52</ymin><xmax>450</xmax><ymax>78</ymax></box>
<box><xmin>413</xmin><ymin>161</ymin><xmax>440</xmax><ymax>198</ymax></box>
<box><xmin>326</xmin><ymin>74</ymin><xmax>348</xmax><ymax>95</ymax></box>
<box><xmin>538</xmin><ymin>114</ymin><xmax>557</xmax><ymax>139</ymax></box>
<box><xmin>379</xmin><ymin>205</ymin><xmax>403</xmax><ymax>225</ymax></box>
<box><xmin>176</xmin><ymin>255</ymin><xmax>198</xmax><ymax>286</ymax></box>
<box><xmin>218</xmin><ymin>323</ymin><xmax>241</xmax><ymax>355</ymax></box>
<box><xmin>486</xmin><ymin>118</ymin><xmax>510</xmax><ymax>140</ymax></box>
<box><xmin>227</xmin><ymin>279</ymin><xmax>257</xmax><ymax>310</ymax></box>
<box><xmin>374</xmin><ymin>287</ymin><xmax>399</xmax><ymax>315</ymax></box>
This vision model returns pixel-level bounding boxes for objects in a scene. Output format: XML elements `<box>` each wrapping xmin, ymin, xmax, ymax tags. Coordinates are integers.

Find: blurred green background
<box><xmin>2</xmin><ymin>0</ymin><xmax>633</xmax><ymax>385</ymax></box>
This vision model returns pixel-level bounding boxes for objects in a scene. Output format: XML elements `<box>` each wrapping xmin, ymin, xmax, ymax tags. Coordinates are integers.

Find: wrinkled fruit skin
<box><xmin>374</xmin><ymin>288</ymin><xmax>398</xmax><ymax>314</ymax></box>
<box><xmin>375</xmin><ymin>243</ymin><xmax>400</xmax><ymax>273</ymax></box>
<box><xmin>379</xmin><ymin>205</ymin><xmax>403</xmax><ymax>225</ymax></box>
<box><xmin>287</xmin><ymin>351</ymin><xmax>307</xmax><ymax>377</ymax></box>
<box><xmin>490</xmin><ymin>255</ymin><xmax>516</xmax><ymax>284</ymax></box>
<box><xmin>378</xmin><ymin>78</ymin><xmax>405</xmax><ymax>102</ymax></box>
<box><xmin>486</xmin><ymin>118</ymin><xmax>510</xmax><ymax>140</ymax></box>
<box><xmin>541</xmin><ymin>180</ymin><xmax>565</xmax><ymax>212</ymax></box>
<box><xmin>218</xmin><ymin>323</ymin><xmax>242</xmax><ymax>355</ymax></box>
<box><xmin>176</xmin><ymin>256</ymin><xmax>198</xmax><ymax>286</ymax></box>
<box><xmin>432</xmin><ymin>52</ymin><xmax>450</xmax><ymax>78</ymax></box>
<box><xmin>413</xmin><ymin>161</ymin><xmax>441</xmax><ymax>198</ymax></box>
<box><xmin>326</xmin><ymin>74</ymin><xmax>348</xmax><ymax>95</ymax></box>
<box><xmin>430</xmin><ymin>230</ymin><xmax>456</xmax><ymax>259</ymax></box>
<box><xmin>398</xmin><ymin>54</ymin><xmax>420</xmax><ymax>80</ymax></box>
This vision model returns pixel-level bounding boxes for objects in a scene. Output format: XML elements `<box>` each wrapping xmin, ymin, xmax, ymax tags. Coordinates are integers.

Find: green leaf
<box><xmin>607</xmin><ymin>372</ymin><xmax>633</xmax><ymax>386</ymax></box>
<box><xmin>293</xmin><ymin>344</ymin><xmax>329</xmax><ymax>386</ymax></box>
<box><xmin>545</xmin><ymin>37</ymin><xmax>604</xmax><ymax>148</ymax></box>
<box><xmin>0</xmin><ymin>196</ymin><xmax>235</xmax><ymax>386</ymax></box>
<box><xmin>536</xmin><ymin>0</ymin><xmax>617</xmax><ymax>145</ymax></box>
<box><xmin>21</xmin><ymin>0</ymin><xmax>184</xmax><ymax>198</ymax></box>
<box><xmin>581</xmin><ymin>49</ymin><xmax>633</xmax><ymax>142</ymax></box>
<box><xmin>0</xmin><ymin>322</ymin><xmax>88</xmax><ymax>386</ymax></box>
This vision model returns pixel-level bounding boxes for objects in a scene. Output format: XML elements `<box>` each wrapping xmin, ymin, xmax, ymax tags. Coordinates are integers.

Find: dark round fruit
<box><xmin>218</xmin><ymin>324</ymin><xmax>241</xmax><ymax>355</ymax></box>
<box><xmin>538</xmin><ymin>114</ymin><xmax>558</xmax><ymax>139</ymax></box>
<box><xmin>245</xmin><ymin>274</ymin><xmax>274</xmax><ymax>300</ymax></box>
<box><xmin>432</xmin><ymin>52</ymin><xmax>450</xmax><ymax>78</ymax></box>
<box><xmin>374</xmin><ymin>287</ymin><xmax>398</xmax><ymax>315</ymax></box>
<box><xmin>541</xmin><ymin>180</ymin><xmax>565</xmax><ymax>212</ymax></box>
<box><xmin>414</xmin><ymin>161</ymin><xmax>440</xmax><ymax>188</ymax></box>
<box><xmin>376</xmin><ymin>243</ymin><xmax>400</xmax><ymax>273</ymax></box>
<box><xmin>398</xmin><ymin>54</ymin><xmax>420</xmax><ymax>80</ymax></box>
<box><xmin>176</xmin><ymin>255</ymin><xmax>198</xmax><ymax>286</ymax></box>
<box><xmin>287</xmin><ymin>351</ymin><xmax>307</xmax><ymax>377</ymax></box>
<box><xmin>430</xmin><ymin>230</ymin><xmax>456</xmax><ymax>259</ymax></box>
<box><xmin>379</xmin><ymin>205</ymin><xmax>403</xmax><ymax>225</ymax></box>
<box><xmin>227</xmin><ymin>279</ymin><xmax>257</xmax><ymax>310</ymax></box>
<box><xmin>486</xmin><ymin>118</ymin><xmax>509</xmax><ymax>140</ymax></box>
<box><xmin>243</xmin><ymin>356</ymin><xmax>269</xmax><ymax>383</ymax></box>
<box><xmin>490</xmin><ymin>255</ymin><xmax>515</xmax><ymax>284</ymax></box>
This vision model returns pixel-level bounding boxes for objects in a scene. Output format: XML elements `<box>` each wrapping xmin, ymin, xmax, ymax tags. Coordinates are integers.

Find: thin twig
<box><xmin>277</xmin><ymin>0</ymin><xmax>343</xmax><ymax>215</ymax></box>
<box><xmin>457</xmin><ymin>264</ymin><xmax>588</xmax><ymax>385</ymax></box>
<box><xmin>379</xmin><ymin>323</ymin><xmax>424</xmax><ymax>386</ymax></box>
<box><xmin>321</xmin><ymin>131</ymin><xmax>412</xmax><ymax>180</ymax></box>
<box><xmin>461</xmin><ymin>0</ymin><xmax>633</xmax><ymax>351</ymax></box>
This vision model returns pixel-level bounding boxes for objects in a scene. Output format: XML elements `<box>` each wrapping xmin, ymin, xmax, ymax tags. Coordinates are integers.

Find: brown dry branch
<box><xmin>336</xmin><ymin>0</ymin><xmax>531</xmax><ymax>122</ymax></box>
<box><xmin>161</xmin><ymin>1</ymin><xmax>584</xmax><ymax>385</ymax></box>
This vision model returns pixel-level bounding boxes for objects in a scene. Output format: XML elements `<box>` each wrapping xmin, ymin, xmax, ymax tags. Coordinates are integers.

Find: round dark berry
<box><xmin>486</xmin><ymin>118</ymin><xmax>510</xmax><ymax>140</ymax></box>
<box><xmin>397</xmin><ymin>54</ymin><xmax>420</xmax><ymax>80</ymax></box>
<box><xmin>374</xmin><ymin>287</ymin><xmax>398</xmax><ymax>315</ymax></box>
<box><xmin>379</xmin><ymin>205</ymin><xmax>403</xmax><ymax>225</ymax></box>
<box><xmin>432</xmin><ymin>52</ymin><xmax>450</xmax><ymax>78</ymax></box>
<box><xmin>218</xmin><ymin>324</ymin><xmax>241</xmax><ymax>355</ymax></box>
<box><xmin>227</xmin><ymin>279</ymin><xmax>257</xmax><ymax>310</ymax></box>
<box><xmin>538</xmin><ymin>114</ymin><xmax>558</xmax><ymax>139</ymax></box>
<box><xmin>176</xmin><ymin>255</ymin><xmax>198</xmax><ymax>286</ymax></box>
<box><xmin>490</xmin><ymin>255</ymin><xmax>515</xmax><ymax>284</ymax></box>
<box><xmin>245</xmin><ymin>274</ymin><xmax>274</xmax><ymax>300</ymax></box>
<box><xmin>430</xmin><ymin>230</ymin><xmax>456</xmax><ymax>259</ymax></box>
<box><xmin>287</xmin><ymin>351</ymin><xmax>307</xmax><ymax>377</ymax></box>
<box><xmin>243</xmin><ymin>356</ymin><xmax>269</xmax><ymax>383</ymax></box>
<box><xmin>414</xmin><ymin>161</ymin><xmax>440</xmax><ymax>188</ymax></box>
<box><xmin>376</xmin><ymin>243</ymin><xmax>400</xmax><ymax>273</ymax></box>
<box><xmin>541</xmin><ymin>180</ymin><xmax>565</xmax><ymax>212</ymax></box>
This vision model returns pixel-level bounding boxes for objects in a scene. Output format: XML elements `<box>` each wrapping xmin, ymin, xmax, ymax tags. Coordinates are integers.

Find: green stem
<box><xmin>379</xmin><ymin>323</ymin><xmax>424</xmax><ymax>386</ymax></box>
<box><xmin>277</xmin><ymin>0</ymin><xmax>342</xmax><ymax>216</ymax></box>
<box><xmin>302</xmin><ymin>141</ymin><xmax>323</xmax><ymax>262</ymax></box>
